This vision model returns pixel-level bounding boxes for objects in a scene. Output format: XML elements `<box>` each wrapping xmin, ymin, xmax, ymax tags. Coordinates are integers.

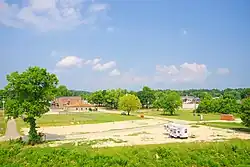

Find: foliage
<box><xmin>161</xmin><ymin>91</ymin><xmax>182</xmax><ymax>115</ymax></box>
<box><xmin>118</xmin><ymin>94</ymin><xmax>141</xmax><ymax>115</ymax></box>
<box><xmin>240</xmin><ymin>98</ymin><xmax>250</xmax><ymax>127</ymax></box>
<box><xmin>4</xmin><ymin>67</ymin><xmax>58</xmax><ymax>144</ymax></box>
<box><xmin>196</xmin><ymin>94</ymin><xmax>240</xmax><ymax>114</ymax></box>
<box><xmin>88</xmin><ymin>90</ymin><xmax>105</xmax><ymax>106</ymax></box>
<box><xmin>137</xmin><ymin>86</ymin><xmax>155</xmax><ymax>108</ymax></box>
<box><xmin>104</xmin><ymin>89</ymin><xmax>126</xmax><ymax>109</ymax></box>
<box><xmin>56</xmin><ymin>85</ymin><xmax>73</xmax><ymax>97</ymax></box>
<box><xmin>0</xmin><ymin>140</ymin><xmax>249</xmax><ymax>167</ymax></box>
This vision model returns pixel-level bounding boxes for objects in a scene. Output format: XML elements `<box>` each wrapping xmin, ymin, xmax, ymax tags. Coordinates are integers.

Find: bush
<box><xmin>0</xmin><ymin>140</ymin><xmax>249</xmax><ymax>167</ymax></box>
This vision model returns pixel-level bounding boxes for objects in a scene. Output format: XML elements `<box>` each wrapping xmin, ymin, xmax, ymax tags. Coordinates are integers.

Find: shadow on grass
<box><xmin>230</xmin><ymin>128</ymin><xmax>250</xmax><ymax>134</ymax></box>
<box><xmin>159</xmin><ymin>113</ymin><xmax>180</xmax><ymax>116</ymax></box>
<box><xmin>22</xmin><ymin>133</ymin><xmax>67</xmax><ymax>142</ymax></box>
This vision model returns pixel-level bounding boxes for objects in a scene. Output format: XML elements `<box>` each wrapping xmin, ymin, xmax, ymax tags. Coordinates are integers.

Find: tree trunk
<box><xmin>27</xmin><ymin>117</ymin><xmax>41</xmax><ymax>145</ymax></box>
<box><xmin>127</xmin><ymin>111</ymin><xmax>130</xmax><ymax>115</ymax></box>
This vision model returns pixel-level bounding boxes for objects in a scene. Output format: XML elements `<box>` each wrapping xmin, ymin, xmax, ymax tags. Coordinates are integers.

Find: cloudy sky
<box><xmin>1</xmin><ymin>0</ymin><xmax>250</xmax><ymax>91</ymax></box>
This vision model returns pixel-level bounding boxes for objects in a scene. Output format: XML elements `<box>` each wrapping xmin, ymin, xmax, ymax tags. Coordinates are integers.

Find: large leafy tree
<box><xmin>4</xmin><ymin>67</ymin><xmax>58</xmax><ymax>144</ymax></box>
<box><xmin>118</xmin><ymin>94</ymin><xmax>141</xmax><ymax>115</ymax></box>
<box><xmin>137</xmin><ymin>86</ymin><xmax>155</xmax><ymax>108</ymax></box>
<box><xmin>240</xmin><ymin>98</ymin><xmax>250</xmax><ymax>127</ymax></box>
<box><xmin>161</xmin><ymin>91</ymin><xmax>182</xmax><ymax>115</ymax></box>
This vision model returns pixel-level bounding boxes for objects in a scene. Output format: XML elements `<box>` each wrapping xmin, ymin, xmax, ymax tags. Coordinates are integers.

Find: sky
<box><xmin>0</xmin><ymin>0</ymin><xmax>250</xmax><ymax>91</ymax></box>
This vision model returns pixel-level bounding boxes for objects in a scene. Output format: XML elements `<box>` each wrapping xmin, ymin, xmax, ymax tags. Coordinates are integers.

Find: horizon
<box><xmin>1</xmin><ymin>0</ymin><xmax>250</xmax><ymax>91</ymax></box>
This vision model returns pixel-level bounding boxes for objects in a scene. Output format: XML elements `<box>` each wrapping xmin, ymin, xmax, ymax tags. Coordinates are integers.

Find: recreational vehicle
<box><xmin>164</xmin><ymin>123</ymin><xmax>188</xmax><ymax>139</ymax></box>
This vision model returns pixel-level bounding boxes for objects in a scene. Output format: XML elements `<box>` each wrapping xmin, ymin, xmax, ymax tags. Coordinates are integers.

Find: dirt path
<box><xmin>0</xmin><ymin>119</ymin><xmax>20</xmax><ymax>141</ymax></box>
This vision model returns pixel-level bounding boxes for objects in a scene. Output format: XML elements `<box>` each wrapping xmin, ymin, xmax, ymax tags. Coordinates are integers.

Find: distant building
<box><xmin>181</xmin><ymin>96</ymin><xmax>200</xmax><ymax>104</ymax></box>
<box><xmin>51</xmin><ymin>96</ymin><xmax>94</xmax><ymax>111</ymax></box>
<box><xmin>181</xmin><ymin>96</ymin><xmax>200</xmax><ymax>110</ymax></box>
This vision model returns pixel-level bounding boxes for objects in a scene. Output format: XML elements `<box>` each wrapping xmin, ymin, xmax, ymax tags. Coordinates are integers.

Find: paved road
<box><xmin>0</xmin><ymin>119</ymin><xmax>20</xmax><ymax>141</ymax></box>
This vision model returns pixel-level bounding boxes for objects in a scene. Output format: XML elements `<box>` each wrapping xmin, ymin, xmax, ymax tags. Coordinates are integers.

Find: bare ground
<box><xmin>21</xmin><ymin>118</ymin><xmax>250</xmax><ymax>148</ymax></box>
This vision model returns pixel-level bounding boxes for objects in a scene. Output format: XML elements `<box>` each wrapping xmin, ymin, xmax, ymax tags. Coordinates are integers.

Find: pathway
<box><xmin>0</xmin><ymin>119</ymin><xmax>20</xmax><ymax>141</ymax></box>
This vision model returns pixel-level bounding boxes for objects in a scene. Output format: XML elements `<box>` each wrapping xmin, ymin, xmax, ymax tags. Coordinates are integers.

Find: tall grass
<box><xmin>0</xmin><ymin>139</ymin><xmax>249</xmax><ymax>167</ymax></box>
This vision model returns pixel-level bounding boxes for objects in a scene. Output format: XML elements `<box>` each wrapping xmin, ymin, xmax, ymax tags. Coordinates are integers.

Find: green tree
<box><xmin>104</xmin><ymin>89</ymin><xmax>126</xmax><ymax>109</ymax></box>
<box><xmin>137</xmin><ymin>86</ymin><xmax>155</xmax><ymax>108</ymax></box>
<box><xmin>219</xmin><ymin>97</ymin><xmax>240</xmax><ymax>114</ymax></box>
<box><xmin>153</xmin><ymin>91</ymin><xmax>165</xmax><ymax>111</ymax></box>
<box><xmin>241</xmin><ymin>88</ymin><xmax>250</xmax><ymax>99</ymax></box>
<box><xmin>161</xmin><ymin>91</ymin><xmax>182</xmax><ymax>115</ymax></box>
<box><xmin>4</xmin><ymin>67</ymin><xmax>58</xmax><ymax>144</ymax></box>
<box><xmin>118</xmin><ymin>94</ymin><xmax>141</xmax><ymax>115</ymax></box>
<box><xmin>88</xmin><ymin>90</ymin><xmax>105</xmax><ymax>106</ymax></box>
<box><xmin>240</xmin><ymin>98</ymin><xmax>250</xmax><ymax>127</ymax></box>
<box><xmin>56</xmin><ymin>85</ymin><xmax>73</xmax><ymax>97</ymax></box>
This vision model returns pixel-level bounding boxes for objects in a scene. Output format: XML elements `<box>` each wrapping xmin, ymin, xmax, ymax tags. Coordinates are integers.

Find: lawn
<box><xmin>197</xmin><ymin>122</ymin><xmax>250</xmax><ymax>133</ymax></box>
<box><xmin>0</xmin><ymin>139</ymin><xmax>249</xmax><ymax>167</ymax></box>
<box><xmin>141</xmin><ymin>109</ymin><xmax>222</xmax><ymax>121</ymax></box>
<box><xmin>16</xmin><ymin>112</ymin><xmax>142</xmax><ymax>128</ymax></box>
<box><xmin>0</xmin><ymin>110</ymin><xmax>6</xmax><ymax>136</ymax></box>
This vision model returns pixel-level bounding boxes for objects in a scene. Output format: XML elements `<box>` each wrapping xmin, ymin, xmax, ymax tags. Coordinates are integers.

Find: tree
<box><xmin>153</xmin><ymin>91</ymin><xmax>165</xmax><ymax>111</ymax></box>
<box><xmin>241</xmin><ymin>88</ymin><xmax>250</xmax><ymax>99</ymax></box>
<box><xmin>56</xmin><ymin>85</ymin><xmax>73</xmax><ymax>97</ymax></box>
<box><xmin>219</xmin><ymin>97</ymin><xmax>240</xmax><ymax>114</ymax></box>
<box><xmin>104</xmin><ymin>89</ymin><xmax>126</xmax><ymax>109</ymax></box>
<box><xmin>161</xmin><ymin>91</ymin><xmax>182</xmax><ymax>115</ymax></box>
<box><xmin>4</xmin><ymin>67</ymin><xmax>58</xmax><ymax>144</ymax></box>
<box><xmin>240</xmin><ymin>98</ymin><xmax>250</xmax><ymax>127</ymax></box>
<box><xmin>137</xmin><ymin>86</ymin><xmax>155</xmax><ymax>108</ymax></box>
<box><xmin>88</xmin><ymin>90</ymin><xmax>105</xmax><ymax>106</ymax></box>
<box><xmin>118</xmin><ymin>94</ymin><xmax>141</xmax><ymax>115</ymax></box>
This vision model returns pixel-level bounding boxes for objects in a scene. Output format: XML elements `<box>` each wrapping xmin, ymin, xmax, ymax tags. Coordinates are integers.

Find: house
<box><xmin>181</xmin><ymin>96</ymin><xmax>200</xmax><ymax>110</ymax></box>
<box><xmin>51</xmin><ymin>96</ymin><xmax>94</xmax><ymax>111</ymax></box>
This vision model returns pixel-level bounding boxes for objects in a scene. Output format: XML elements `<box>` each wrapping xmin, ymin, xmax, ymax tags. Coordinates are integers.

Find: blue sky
<box><xmin>0</xmin><ymin>0</ymin><xmax>250</xmax><ymax>91</ymax></box>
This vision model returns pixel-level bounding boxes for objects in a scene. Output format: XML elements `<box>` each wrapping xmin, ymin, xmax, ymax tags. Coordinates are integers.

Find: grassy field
<box><xmin>0</xmin><ymin>110</ymin><xmax>6</xmax><ymax>136</ymax></box>
<box><xmin>16</xmin><ymin>112</ymin><xmax>142</xmax><ymax>128</ymax></box>
<box><xmin>141</xmin><ymin>109</ymin><xmax>222</xmax><ymax>121</ymax></box>
<box><xmin>197</xmin><ymin>122</ymin><xmax>250</xmax><ymax>133</ymax></box>
<box><xmin>0</xmin><ymin>139</ymin><xmax>249</xmax><ymax>167</ymax></box>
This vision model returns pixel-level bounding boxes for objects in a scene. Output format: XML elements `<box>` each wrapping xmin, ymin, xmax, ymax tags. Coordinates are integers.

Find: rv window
<box><xmin>174</xmin><ymin>130</ymin><xmax>176</xmax><ymax>133</ymax></box>
<box><xmin>185</xmin><ymin>129</ymin><xmax>187</xmax><ymax>133</ymax></box>
<box><xmin>177</xmin><ymin>131</ymin><xmax>180</xmax><ymax>133</ymax></box>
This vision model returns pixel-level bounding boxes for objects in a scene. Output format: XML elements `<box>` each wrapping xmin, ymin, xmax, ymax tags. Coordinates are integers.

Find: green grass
<box><xmin>0</xmin><ymin>139</ymin><xmax>249</xmax><ymax>167</ymax></box>
<box><xmin>0</xmin><ymin>110</ymin><xmax>6</xmax><ymax>136</ymax></box>
<box><xmin>16</xmin><ymin>112</ymin><xmax>142</xmax><ymax>128</ymax></box>
<box><xmin>197</xmin><ymin>122</ymin><xmax>250</xmax><ymax>133</ymax></box>
<box><xmin>141</xmin><ymin>109</ymin><xmax>222</xmax><ymax>121</ymax></box>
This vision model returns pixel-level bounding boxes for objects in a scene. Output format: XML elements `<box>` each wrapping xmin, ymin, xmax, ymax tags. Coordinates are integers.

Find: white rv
<box><xmin>164</xmin><ymin>123</ymin><xmax>188</xmax><ymax>139</ymax></box>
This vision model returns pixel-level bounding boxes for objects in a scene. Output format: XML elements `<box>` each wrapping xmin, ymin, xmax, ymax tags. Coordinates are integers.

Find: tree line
<box><xmin>0</xmin><ymin>66</ymin><xmax>250</xmax><ymax>145</ymax></box>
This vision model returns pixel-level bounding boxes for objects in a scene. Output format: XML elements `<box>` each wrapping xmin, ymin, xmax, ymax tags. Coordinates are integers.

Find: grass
<box><xmin>127</xmin><ymin>131</ymin><xmax>150</xmax><ymax>136</ymax></box>
<box><xmin>197</xmin><ymin>122</ymin><xmax>250</xmax><ymax>133</ymax></box>
<box><xmin>0</xmin><ymin>139</ymin><xmax>249</xmax><ymax>167</ymax></box>
<box><xmin>141</xmin><ymin>109</ymin><xmax>223</xmax><ymax>121</ymax></box>
<box><xmin>16</xmin><ymin>112</ymin><xmax>142</xmax><ymax>128</ymax></box>
<box><xmin>0</xmin><ymin>110</ymin><xmax>6</xmax><ymax>136</ymax></box>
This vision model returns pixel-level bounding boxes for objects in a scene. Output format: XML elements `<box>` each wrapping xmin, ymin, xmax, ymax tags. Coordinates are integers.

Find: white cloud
<box><xmin>0</xmin><ymin>0</ymin><xmax>110</xmax><ymax>32</ymax></box>
<box><xmin>216</xmin><ymin>68</ymin><xmax>230</xmax><ymax>75</ymax></box>
<box><xmin>93</xmin><ymin>61</ymin><xmax>116</xmax><ymax>71</ymax></box>
<box><xmin>84</xmin><ymin>57</ymin><xmax>101</xmax><ymax>65</ymax></box>
<box><xmin>88</xmin><ymin>3</ymin><xmax>109</xmax><ymax>12</ymax></box>
<box><xmin>155</xmin><ymin>62</ymin><xmax>210</xmax><ymax>83</ymax></box>
<box><xmin>56</xmin><ymin>56</ymin><xmax>83</xmax><ymax>68</ymax></box>
<box><xmin>106</xmin><ymin>26</ymin><xmax>114</xmax><ymax>32</ymax></box>
<box><xmin>109</xmin><ymin>69</ymin><xmax>120</xmax><ymax>76</ymax></box>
